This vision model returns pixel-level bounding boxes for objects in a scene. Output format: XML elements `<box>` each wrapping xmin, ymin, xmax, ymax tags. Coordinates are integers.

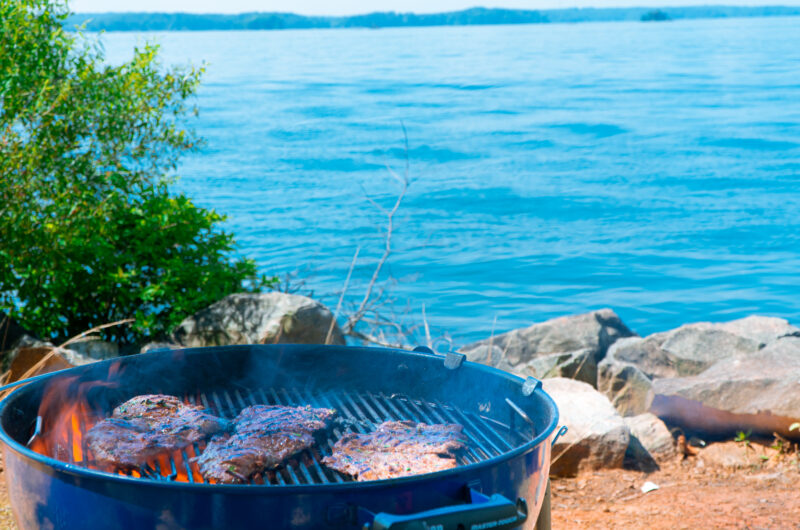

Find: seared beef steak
<box><xmin>198</xmin><ymin>405</ymin><xmax>337</xmax><ymax>484</ymax></box>
<box><xmin>86</xmin><ymin>394</ymin><xmax>228</xmax><ymax>469</ymax></box>
<box><xmin>322</xmin><ymin>421</ymin><xmax>467</xmax><ymax>481</ymax></box>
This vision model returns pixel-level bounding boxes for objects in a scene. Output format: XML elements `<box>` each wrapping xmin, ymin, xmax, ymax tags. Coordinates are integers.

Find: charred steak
<box><xmin>197</xmin><ymin>405</ymin><xmax>337</xmax><ymax>484</ymax></box>
<box><xmin>322</xmin><ymin>420</ymin><xmax>467</xmax><ymax>481</ymax></box>
<box><xmin>86</xmin><ymin>394</ymin><xmax>228</xmax><ymax>469</ymax></box>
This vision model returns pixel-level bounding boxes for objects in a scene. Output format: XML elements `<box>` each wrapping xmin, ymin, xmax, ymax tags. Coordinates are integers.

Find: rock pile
<box><xmin>461</xmin><ymin>311</ymin><xmax>800</xmax><ymax>476</ymax></box>
<box><xmin>461</xmin><ymin>309</ymin><xmax>634</xmax><ymax>386</ymax></box>
<box><xmin>651</xmin><ymin>336</ymin><xmax>800</xmax><ymax>438</ymax></box>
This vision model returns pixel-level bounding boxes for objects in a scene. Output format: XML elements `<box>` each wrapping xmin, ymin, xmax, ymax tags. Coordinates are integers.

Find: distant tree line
<box><xmin>66</xmin><ymin>6</ymin><xmax>800</xmax><ymax>32</ymax></box>
<box><xmin>641</xmin><ymin>10</ymin><xmax>671</xmax><ymax>22</ymax></box>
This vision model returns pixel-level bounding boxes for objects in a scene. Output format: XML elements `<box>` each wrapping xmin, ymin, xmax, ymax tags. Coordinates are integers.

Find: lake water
<box><xmin>101</xmin><ymin>17</ymin><xmax>800</xmax><ymax>346</ymax></box>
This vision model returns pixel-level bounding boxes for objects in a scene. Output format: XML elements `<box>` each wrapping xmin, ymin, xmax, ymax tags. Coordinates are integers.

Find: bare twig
<box><xmin>503</xmin><ymin>328</ymin><xmax>519</xmax><ymax>359</ymax></box>
<box><xmin>568</xmin><ymin>349</ymin><xmax>592</xmax><ymax>380</ymax></box>
<box><xmin>344</xmin><ymin>126</ymin><xmax>410</xmax><ymax>345</ymax></box>
<box><xmin>275</xmin><ymin>270</ymin><xmax>313</xmax><ymax>296</ymax></box>
<box><xmin>266</xmin><ymin>319</ymin><xmax>284</xmax><ymax>344</ymax></box>
<box><xmin>422</xmin><ymin>304</ymin><xmax>432</xmax><ymax>349</ymax></box>
<box><xmin>340</xmin><ymin>124</ymin><xmax>447</xmax><ymax>349</ymax></box>
<box><xmin>326</xmin><ymin>247</ymin><xmax>360</xmax><ymax>345</ymax></box>
<box><xmin>361</xmin><ymin>317</ymin><xmax>406</xmax><ymax>335</ymax></box>
<box><xmin>60</xmin><ymin>318</ymin><xmax>135</xmax><ymax>349</ymax></box>
<box><xmin>348</xmin><ymin>176</ymin><xmax>408</xmax><ymax>328</ymax></box>
<box><xmin>488</xmin><ymin>315</ymin><xmax>497</xmax><ymax>365</ymax></box>
<box><xmin>347</xmin><ymin>328</ymin><xmax>405</xmax><ymax>349</ymax></box>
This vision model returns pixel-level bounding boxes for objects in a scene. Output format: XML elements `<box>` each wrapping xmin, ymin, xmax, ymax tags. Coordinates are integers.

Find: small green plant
<box><xmin>734</xmin><ymin>430</ymin><xmax>752</xmax><ymax>450</ymax></box>
<box><xmin>734</xmin><ymin>430</ymin><xmax>752</xmax><ymax>443</ymax></box>
<box><xmin>1</xmin><ymin>0</ymin><xmax>275</xmax><ymax>346</ymax></box>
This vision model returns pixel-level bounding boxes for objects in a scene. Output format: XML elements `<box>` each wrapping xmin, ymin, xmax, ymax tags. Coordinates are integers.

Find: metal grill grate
<box><xmin>65</xmin><ymin>388</ymin><xmax>531</xmax><ymax>486</ymax></box>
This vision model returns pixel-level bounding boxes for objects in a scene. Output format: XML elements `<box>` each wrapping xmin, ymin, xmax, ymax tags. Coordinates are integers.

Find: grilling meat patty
<box><xmin>322</xmin><ymin>420</ymin><xmax>467</xmax><ymax>481</ymax></box>
<box><xmin>197</xmin><ymin>405</ymin><xmax>337</xmax><ymax>484</ymax></box>
<box><xmin>86</xmin><ymin>394</ymin><xmax>228</xmax><ymax>469</ymax></box>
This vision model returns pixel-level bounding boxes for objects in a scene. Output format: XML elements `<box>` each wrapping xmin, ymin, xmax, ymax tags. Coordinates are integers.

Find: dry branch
<box><xmin>422</xmin><ymin>304</ymin><xmax>432</xmax><ymax>349</ymax></box>
<box><xmin>342</xmin><ymin>125</ymin><xmax>412</xmax><ymax>347</ymax></box>
<box><xmin>326</xmin><ymin>246</ymin><xmax>360</xmax><ymax>345</ymax></box>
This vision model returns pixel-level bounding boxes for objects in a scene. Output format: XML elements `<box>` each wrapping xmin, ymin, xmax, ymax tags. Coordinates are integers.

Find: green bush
<box><xmin>0</xmin><ymin>0</ymin><xmax>274</xmax><ymax>345</ymax></box>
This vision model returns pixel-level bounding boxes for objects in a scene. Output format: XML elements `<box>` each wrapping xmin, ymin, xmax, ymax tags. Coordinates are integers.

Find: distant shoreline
<box><xmin>66</xmin><ymin>6</ymin><xmax>800</xmax><ymax>32</ymax></box>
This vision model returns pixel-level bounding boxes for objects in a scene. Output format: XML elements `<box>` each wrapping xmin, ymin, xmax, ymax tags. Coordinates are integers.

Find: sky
<box><xmin>69</xmin><ymin>0</ymin><xmax>800</xmax><ymax>16</ymax></box>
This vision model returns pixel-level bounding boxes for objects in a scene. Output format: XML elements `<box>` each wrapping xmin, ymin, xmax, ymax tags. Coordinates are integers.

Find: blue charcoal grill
<box><xmin>0</xmin><ymin>344</ymin><xmax>560</xmax><ymax>529</ymax></box>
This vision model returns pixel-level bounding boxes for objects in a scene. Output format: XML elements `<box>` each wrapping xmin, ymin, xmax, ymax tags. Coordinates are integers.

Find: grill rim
<box><xmin>0</xmin><ymin>345</ymin><xmax>559</xmax><ymax>492</ymax></box>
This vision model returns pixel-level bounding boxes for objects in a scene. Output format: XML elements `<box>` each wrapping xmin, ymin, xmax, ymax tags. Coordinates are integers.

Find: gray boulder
<box><xmin>716</xmin><ymin>316</ymin><xmax>799</xmax><ymax>345</ymax></box>
<box><xmin>461</xmin><ymin>309</ymin><xmax>634</xmax><ymax>386</ymax></box>
<box><xmin>522</xmin><ymin>348</ymin><xmax>596</xmax><ymax>386</ymax></box>
<box><xmin>543</xmin><ymin>378</ymin><xmax>630</xmax><ymax>477</ymax></box>
<box><xmin>457</xmin><ymin>344</ymin><xmax>516</xmax><ymax>373</ymax></box>
<box><xmin>61</xmin><ymin>338</ymin><xmax>119</xmax><ymax>365</ymax></box>
<box><xmin>660</xmin><ymin>324</ymin><xmax>760</xmax><ymax>376</ymax></box>
<box><xmin>173</xmin><ymin>292</ymin><xmax>345</xmax><ymax>347</ymax></box>
<box><xmin>624</xmin><ymin>413</ymin><xmax>676</xmax><ymax>463</ymax></box>
<box><xmin>651</xmin><ymin>336</ymin><xmax>800</xmax><ymax>439</ymax></box>
<box><xmin>607</xmin><ymin>316</ymin><xmax>797</xmax><ymax>380</ymax></box>
<box><xmin>604</xmin><ymin>334</ymin><xmax>674</xmax><ymax>379</ymax></box>
<box><xmin>140</xmin><ymin>342</ymin><xmax>182</xmax><ymax>354</ymax></box>
<box><xmin>597</xmin><ymin>358</ymin><xmax>654</xmax><ymax>417</ymax></box>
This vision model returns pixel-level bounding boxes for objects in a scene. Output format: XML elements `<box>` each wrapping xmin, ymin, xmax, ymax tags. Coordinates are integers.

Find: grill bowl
<box><xmin>0</xmin><ymin>344</ymin><xmax>558</xmax><ymax>529</ymax></box>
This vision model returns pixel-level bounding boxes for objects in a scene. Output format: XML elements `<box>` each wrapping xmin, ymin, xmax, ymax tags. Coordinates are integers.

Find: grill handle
<box><xmin>362</xmin><ymin>489</ymin><xmax>527</xmax><ymax>530</ymax></box>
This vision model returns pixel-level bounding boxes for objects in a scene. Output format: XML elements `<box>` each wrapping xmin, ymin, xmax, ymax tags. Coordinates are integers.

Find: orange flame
<box><xmin>29</xmin><ymin>374</ymin><xmax>105</xmax><ymax>462</ymax></box>
<box><xmin>28</xmin><ymin>359</ymin><xmax>205</xmax><ymax>483</ymax></box>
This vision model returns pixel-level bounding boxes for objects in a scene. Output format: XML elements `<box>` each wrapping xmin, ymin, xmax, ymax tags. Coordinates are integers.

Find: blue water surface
<box><xmin>100</xmin><ymin>17</ymin><xmax>800</xmax><ymax>345</ymax></box>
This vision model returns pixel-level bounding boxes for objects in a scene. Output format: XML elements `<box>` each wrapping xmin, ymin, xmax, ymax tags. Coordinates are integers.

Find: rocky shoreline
<box><xmin>3</xmin><ymin>295</ymin><xmax>799</xmax><ymax>478</ymax></box>
<box><xmin>460</xmin><ymin>308</ymin><xmax>800</xmax><ymax>476</ymax></box>
<box><xmin>461</xmin><ymin>309</ymin><xmax>800</xmax><ymax>475</ymax></box>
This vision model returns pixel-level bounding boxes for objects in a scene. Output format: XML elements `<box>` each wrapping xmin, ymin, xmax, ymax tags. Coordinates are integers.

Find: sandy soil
<box><xmin>552</xmin><ymin>452</ymin><xmax>800</xmax><ymax>529</ymax></box>
<box><xmin>0</xmin><ymin>469</ymin><xmax>11</xmax><ymax>530</ymax></box>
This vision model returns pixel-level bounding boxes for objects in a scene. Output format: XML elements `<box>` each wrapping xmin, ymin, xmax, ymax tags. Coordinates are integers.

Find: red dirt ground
<box><xmin>551</xmin><ymin>448</ymin><xmax>800</xmax><ymax>529</ymax></box>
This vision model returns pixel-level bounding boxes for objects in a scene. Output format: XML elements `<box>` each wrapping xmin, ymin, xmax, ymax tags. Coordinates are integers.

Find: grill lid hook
<box><xmin>522</xmin><ymin>376</ymin><xmax>542</xmax><ymax>396</ymax></box>
<box><xmin>552</xmin><ymin>425</ymin><xmax>569</xmax><ymax>447</ymax></box>
<box><xmin>443</xmin><ymin>352</ymin><xmax>465</xmax><ymax>370</ymax></box>
<box><xmin>414</xmin><ymin>343</ymin><xmax>465</xmax><ymax>370</ymax></box>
